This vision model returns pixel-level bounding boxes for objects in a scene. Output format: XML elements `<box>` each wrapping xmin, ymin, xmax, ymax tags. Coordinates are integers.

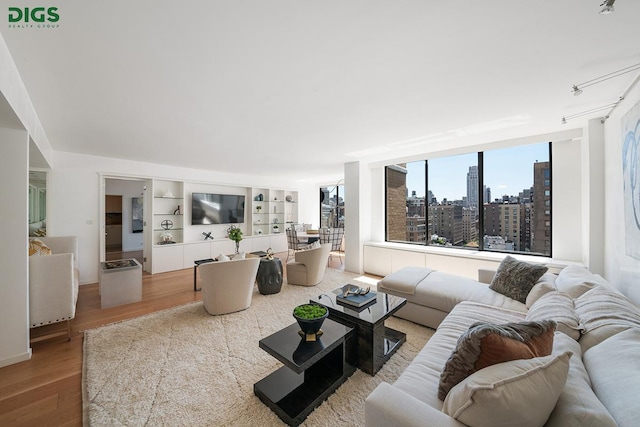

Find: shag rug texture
<box><xmin>83</xmin><ymin>268</ymin><xmax>434</xmax><ymax>426</ymax></box>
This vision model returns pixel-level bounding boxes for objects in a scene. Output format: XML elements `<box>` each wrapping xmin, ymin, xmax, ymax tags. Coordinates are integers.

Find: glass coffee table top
<box><xmin>309</xmin><ymin>286</ymin><xmax>406</xmax><ymax>325</ymax></box>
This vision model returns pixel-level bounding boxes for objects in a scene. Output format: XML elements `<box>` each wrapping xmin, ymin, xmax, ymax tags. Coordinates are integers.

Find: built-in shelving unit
<box><xmin>150</xmin><ymin>181</ymin><xmax>298</xmax><ymax>274</ymax></box>
<box><xmin>152</xmin><ymin>180</ymin><xmax>184</xmax><ymax>245</ymax></box>
<box><xmin>251</xmin><ymin>188</ymin><xmax>298</xmax><ymax>236</ymax></box>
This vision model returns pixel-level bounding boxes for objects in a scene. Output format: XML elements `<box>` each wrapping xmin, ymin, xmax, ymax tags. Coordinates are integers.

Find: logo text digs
<box><xmin>8</xmin><ymin>7</ymin><xmax>60</xmax><ymax>28</ymax></box>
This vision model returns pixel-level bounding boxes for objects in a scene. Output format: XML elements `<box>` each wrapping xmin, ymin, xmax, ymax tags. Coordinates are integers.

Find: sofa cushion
<box><xmin>215</xmin><ymin>253</ymin><xmax>230</xmax><ymax>262</ymax></box>
<box><xmin>489</xmin><ymin>255</ymin><xmax>548</xmax><ymax>303</ymax></box>
<box><xmin>442</xmin><ymin>352</ymin><xmax>571</xmax><ymax>427</ymax></box>
<box><xmin>29</xmin><ymin>238</ymin><xmax>52</xmax><ymax>256</ymax></box>
<box><xmin>378</xmin><ymin>267</ymin><xmax>434</xmax><ymax>295</ymax></box>
<box><xmin>525</xmin><ymin>272</ymin><xmax>557</xmax><ymax>308</ymax></box>
<box><xmin>583</xmin><ymin>328</ymin><xmax>640</xmax><ymax>427</ymax></box>
<box><xmin>555</xmin><ymin>265</ymin><xmax>612</xmax><ymax>298</ymax></box>
<box><xmin>438</xmin><ymin>319</ymin><xmax>556</xmax><ymax>400</ymax></box>
<box><xmin>392</xmin><ymin>301</ymin><xmax>525</xmax><ymax>410</ymax></box>
<box><xmin>575</xmin><ymin>286</ymin><xmax>640</xmax><ymax>350</ymax></box>
<box><xmin>526</xmin><ymin>291</ymin><xmax>583</xmax><ymax>340</ymax></box>
<box><xmin>546</xmin><ymin>332</ymin><xmax>617</xmax><ymax>427</ymax></box>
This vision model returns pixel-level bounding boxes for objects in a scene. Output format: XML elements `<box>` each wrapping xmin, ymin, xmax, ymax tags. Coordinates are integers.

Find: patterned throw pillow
<box><xmin>29</xmin><ymin>238</ymin><xmax>52</xmax><ymax>256</ymax></box>
<box><xmin>438</xmin><ymin>320</ymin><xmax>557</xmax><ymax>400</ymax></box>
<box><xmin>489</xmin><ymin>255</ymin><xmax>548</xmax><ymax>303</ymax></box>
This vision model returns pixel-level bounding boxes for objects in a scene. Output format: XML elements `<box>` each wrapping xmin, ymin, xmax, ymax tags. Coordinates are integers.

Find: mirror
<box><xmin>29</xmin><ymin>170</ymin><xmax>46</xmax><ymax>236</ymax></box>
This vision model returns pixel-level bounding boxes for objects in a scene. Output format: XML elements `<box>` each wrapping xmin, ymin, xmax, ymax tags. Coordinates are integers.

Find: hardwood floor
<box><xmin>0</xmin><ymin>252</ymin><xmax>346</xmax><ymax>426</ymax></box>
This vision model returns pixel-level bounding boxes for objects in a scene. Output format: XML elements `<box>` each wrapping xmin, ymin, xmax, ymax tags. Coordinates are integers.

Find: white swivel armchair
<box><xmin>29</xmin><ymin>236</ymin><xmax>79</xmax><ymax>342</ymax></box>
<box><xmin>199</xmin><ymin>257</ymin><xmax>260</xmax><ymax>315</ymax></box>
<box><xmin>286</xmin><ymin>243</ymin><xmax>332</xmax><ymax>287</ymax></box>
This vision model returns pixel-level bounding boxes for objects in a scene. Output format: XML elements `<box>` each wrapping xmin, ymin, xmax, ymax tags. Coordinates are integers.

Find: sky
<box><xmin>405</xmin><ymin>142</ymin><xmax>550</xmax><ymax>202</ymax></box>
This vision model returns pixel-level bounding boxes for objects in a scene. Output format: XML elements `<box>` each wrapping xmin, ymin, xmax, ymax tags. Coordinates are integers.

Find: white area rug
<box><xmin>83</xmin><ymin>268</ymin><xmax>434</xmax><ymax>426</ymax></box>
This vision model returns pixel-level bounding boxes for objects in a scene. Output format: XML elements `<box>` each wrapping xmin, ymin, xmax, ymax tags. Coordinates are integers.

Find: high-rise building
<box><xmin>532</xmin><ymin>161</ymin><xmax>551</xmax><ymax>255</ymax></box>
<box><xmin>429</xmin><ymin>205</ymin><xmax>463</xmax><ymax>245</ymax></box>
<box><xmin>385</xmin><ymin>164</ymin><xmax>407</xmax><ymax>241</ymax></box>
<box><xmin>462</xmin><ymin>207</ymin><xmax>478</xmax><ymax>243</ymax></box>
<box><xmin>467</xmin><ymin>166</ymin><xmax>478</xmax><ymax>209</ymax></box>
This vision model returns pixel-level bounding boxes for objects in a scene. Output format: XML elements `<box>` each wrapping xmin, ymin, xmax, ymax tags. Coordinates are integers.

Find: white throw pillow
<box><xmin>233</xmin><ymin>251</ymin><xmax>246</xmax><ymax>260</ymax></box>
<box><xmin>442</xmin><ymin>352</ymin><xmax>571</xmax><ymax>427</ymax></box>
<box><xmin>216</xmin><ymin>253</ymin><xmax>230</xmax><ymax>262</ymax></box>
<box><xmin>555</xmin><ymin>265</ymin><xmax>611</xmax><ymax>298</ymax></box>
<box><xmin>526</xmin><ymin>291</ymin><xmax>583</xmax><ymax>340</ymax></box>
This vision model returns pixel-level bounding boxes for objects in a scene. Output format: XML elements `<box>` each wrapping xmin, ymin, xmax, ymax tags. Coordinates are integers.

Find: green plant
<box><xmin>293</xmin><ymin>304</ymin><xmax>327</xmax><ymax>319</ymax></box>
<box><xmin>227</xmin><ymin>225</ymin><xmax>243</xmax><ymax>242</ymax></box>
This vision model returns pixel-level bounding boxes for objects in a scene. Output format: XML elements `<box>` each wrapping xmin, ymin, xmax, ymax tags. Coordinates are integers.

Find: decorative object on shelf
<box><xmin>285</xmin><ymin>195</ymin><xmax>293</xmax><ymax>202</ymax></box>
<box><xmin>255</xmin><ymin>193</ymin><xmax>263</xmax><ymax>201</ymax></box>
<box><xmin>273</xmin><ymin>225</ymin><xmax>279</xmax><ymax>233</ymax></box>
<box><xmin>161</xmin><ymin>219</ymin><xmax>173</xmax><ymax>229</ymax></box>
<box><xmin>293</xmin><ymin>304</ymin><xmax>329</xmax><ymax>342</ymax></box>
<box><xmin>257</xmin><ymin>230</ymin><xmax>263</xmax><ymax>235</ymax></box>
<box><xmin>272</xmin><ymin>218</ymin><xmax>279</xmax><ymax>224</ymax></box>
<box><xmin>274</xmin><ymin>196</ymin><xmax>278</xmax><ymax>201</ymax></box>
<box><xmin>266</xmin><ymin>247</ymin><xmax>274</xmax><ymax>260</ymax></box>
<box><xmin>202</xmin><ymin>231</ymin><xmax>213</xmax><ymax>240</ymax></box>
<box><xmin>173</xmin><ymin>205</ymin><xmax>180</xmax><ymax>215</ymax></box>
<box><xmin>162</xmin><ymin>190</ymin><xmax>174</xmax><ymax>198</ymax></box>
<box><xmin>160</xmin><ymin>230</ymin><xmax>174</xmax><ymax>244</ymax></box>
<box><xmin>227</xmin><ymin>225</ymin><xmax>243</xmax><ymax>254</ymax></box>
<box><xmin>256</xmin><ymin>205</ymin><xmax>262</xmax><ymax>213</ymax></box>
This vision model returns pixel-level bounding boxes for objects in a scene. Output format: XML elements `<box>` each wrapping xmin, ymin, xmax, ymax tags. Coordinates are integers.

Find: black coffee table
<box><xmin>309</xmin><ymin>287</ymin><xmax>406</xmax><ymax>375</ymax></box>
<box><xmin>254</xmin><ymin>318</ymin><xmax>356</xmax><ymax>426</ymax></box>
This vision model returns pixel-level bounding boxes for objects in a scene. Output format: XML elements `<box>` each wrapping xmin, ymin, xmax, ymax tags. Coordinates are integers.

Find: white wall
<box><xmin>604</xmin><ymin>82</ymin><xmax>640</xmax><ymax>306</ymax></box>
<box><xmin>48</xmin><ymin>151</ymin><xmax>305</xmax><ymax>284</ymax></box>
<box><xmin>0</xmin><ymin>127</ymin><xmax>31</xmax><ymax>368</ymax></box>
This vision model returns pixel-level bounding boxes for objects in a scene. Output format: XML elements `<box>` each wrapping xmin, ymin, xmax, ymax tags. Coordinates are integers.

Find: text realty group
<box><xmin>8</xmin><ymin>6</ymin><xmax>60</xmax><ymax>28</ymax></box>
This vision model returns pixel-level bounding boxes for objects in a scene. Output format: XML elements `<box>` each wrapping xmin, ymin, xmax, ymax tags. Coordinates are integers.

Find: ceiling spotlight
<box><xmin>571</xmin><ymin>62</ymin><xmax>640</xmax><ymax>95</ymax></box>
<box><xmin>599</xmin><ymin>0</ymin><xmax>615</xmax><ymax>14</ymax></box>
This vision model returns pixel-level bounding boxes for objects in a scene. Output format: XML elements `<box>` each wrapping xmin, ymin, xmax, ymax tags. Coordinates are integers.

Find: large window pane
<box><xmin>320</xmin><ymin>184</ymin><xmax>344</xmax><ymax>228</ymax></box>
<box><xmin>427</xmin><ymin>153</ymin><xmax>478</xmax><ymax>248</ymax></box>
<box><xmin>482</xmin><ymin>142</ymin><xmax>551</xmax><ymax>256</ymax></box>
<box><xmin>386</xmin><ymin>161</ymin><xmax>426</xmax><ymax>243</ymax></box>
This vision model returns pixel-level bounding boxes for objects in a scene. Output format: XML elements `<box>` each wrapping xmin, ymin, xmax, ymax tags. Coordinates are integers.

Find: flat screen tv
<box><xmin>191</xmin><ymin>193</ymin><xmax>245</xmax><ymax>225</ymax></box>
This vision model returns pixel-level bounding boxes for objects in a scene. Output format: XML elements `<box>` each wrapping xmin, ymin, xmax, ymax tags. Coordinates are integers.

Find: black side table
<box><xmin>256</xmin><ymin>257</ymin><xmax>283</xmax><ymax>295</ymax></box>
<box><xmin>193</xmin><ymin>258</ymin><xmax>215</xmax><ymax>291</ymax></box>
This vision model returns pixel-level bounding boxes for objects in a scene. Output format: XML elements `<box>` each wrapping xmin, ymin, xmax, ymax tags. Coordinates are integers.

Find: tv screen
<box><xmin>191</xmin><ymin>193</ymin><xmax>245</xmax><ymax>225</ymax></box>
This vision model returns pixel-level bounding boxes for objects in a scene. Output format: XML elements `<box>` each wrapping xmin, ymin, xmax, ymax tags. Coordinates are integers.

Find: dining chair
<box><xmin>319</xmin><ymin>227</ymin><xmax>345</xmax><ymax>264</ymax></box>
<box><xmin>286</xmin><ymin>228</ymin><xmax>306</xmax><ymax>262</ymax></box>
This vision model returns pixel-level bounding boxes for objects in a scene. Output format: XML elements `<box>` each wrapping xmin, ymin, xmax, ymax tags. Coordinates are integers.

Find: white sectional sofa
<box><xmin>366</xmin><ymin>265</ymin><xmax>640</xmax><ymax>427</ymax></box>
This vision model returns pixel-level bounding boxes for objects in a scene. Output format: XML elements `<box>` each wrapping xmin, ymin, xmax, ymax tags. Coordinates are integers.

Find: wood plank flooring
<box><xmin>0</xmin><ymin>252</ymin><xmax>346</xmax><ymax>426</ymax></box>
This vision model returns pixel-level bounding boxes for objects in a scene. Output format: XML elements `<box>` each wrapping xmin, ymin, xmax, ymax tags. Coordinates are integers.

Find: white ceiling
<box><xmin>2</xmin><ymin>1</ymin><xmax>640</xmax><ymax>181</ymax></box>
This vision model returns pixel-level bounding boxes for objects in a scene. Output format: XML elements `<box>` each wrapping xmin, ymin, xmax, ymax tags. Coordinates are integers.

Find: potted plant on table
<box><xmin>227</xmin><ymin>225</ymin><xmax>243</xmax><ymax>254</ymax></box>
<box><xmin>293</xmin><ymin>303</ymin><xmax>329</xmax><ymax>340</ymax></box>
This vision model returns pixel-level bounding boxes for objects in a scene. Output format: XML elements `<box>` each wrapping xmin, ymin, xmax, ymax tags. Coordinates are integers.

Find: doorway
<box><xmin>104</xmin><ymin>179</ymin><xmax>146</xmax><ymax>267</ymax></box>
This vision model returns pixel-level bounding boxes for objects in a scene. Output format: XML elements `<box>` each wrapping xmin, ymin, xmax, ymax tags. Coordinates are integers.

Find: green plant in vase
<box><xmin>227</xmin><ymin>225</ymin><xmax>243</xmax><ymax>254</ymax></box>
<box><xmin>293</xmin><ymin>303</ymin><xmax>329</xmax><ymax>340</ymax></box>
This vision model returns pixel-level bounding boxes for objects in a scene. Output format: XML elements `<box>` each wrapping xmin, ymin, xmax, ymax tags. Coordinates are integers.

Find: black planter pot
<box><xmin>293</xmin><ymin>304</ymin><xmax>329</xmax><ymax>336</ymax></box>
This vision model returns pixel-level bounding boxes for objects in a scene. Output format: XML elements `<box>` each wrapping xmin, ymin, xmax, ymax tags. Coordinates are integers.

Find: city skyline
<box><xmin>405</xmin><ymin>142</ymin><xmax>550</xmax><ymax>202</ymax></box>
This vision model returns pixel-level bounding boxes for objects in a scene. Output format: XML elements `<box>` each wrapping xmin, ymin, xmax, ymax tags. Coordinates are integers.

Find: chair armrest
<box><xmin>365</xmin><ymin>382</ymin><xmax>466</xmax><ymax>427</ymax></box>
<box><xmin>29</xmin><ymin>253</ymin><xmax>77</xmax><ymax>327</ymax></box>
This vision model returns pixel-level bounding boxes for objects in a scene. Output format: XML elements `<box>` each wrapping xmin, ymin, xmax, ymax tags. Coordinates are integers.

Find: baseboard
<box><xmin>0</xmin><ymin>348</ymin><xmax>32</xmax><ymax>368</ymax></box>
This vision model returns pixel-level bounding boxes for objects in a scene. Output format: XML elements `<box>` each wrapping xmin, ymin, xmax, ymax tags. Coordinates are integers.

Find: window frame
<box><xmin>384</xmin><ymin>142</ymin><xmax>552</xmax><ymax>257</ymax></box>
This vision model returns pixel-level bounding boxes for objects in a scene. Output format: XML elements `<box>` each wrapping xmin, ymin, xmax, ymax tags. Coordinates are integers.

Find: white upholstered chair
<box><xmin>286</xmin><ymin>243</ymin><xmax>332</xmax><ymax>287</ymax></box>
<box><xmin>199</xmin><ymin>257</ymin><xmax>260</xmax><ymax>315</ymax></box>
<box><xmin>29</xmin><ymin>236</ymin><xmax>79</xmax><ymax>342</ymax></box>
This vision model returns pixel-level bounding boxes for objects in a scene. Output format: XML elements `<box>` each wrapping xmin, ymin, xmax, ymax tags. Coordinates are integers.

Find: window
<box><xmin>385</xmin><ymin>142</ymin><xmax>551</xmax><ymax>256</ymax></box>
<box><xmin>320</xmin><ymin>184</ymin><xmax>344</xmax><ymax>228</ymax></box>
